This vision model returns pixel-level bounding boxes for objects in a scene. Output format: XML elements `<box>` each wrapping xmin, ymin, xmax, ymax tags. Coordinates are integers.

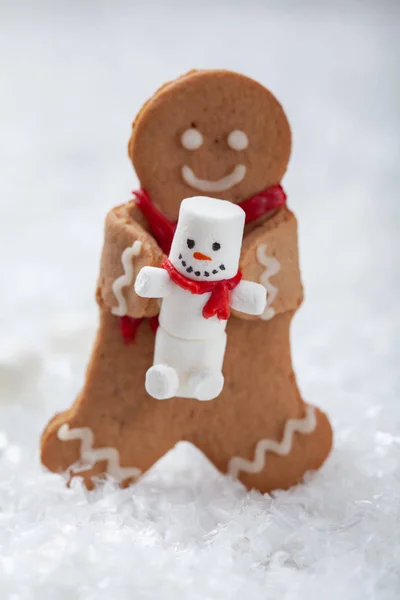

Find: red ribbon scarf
<box><xmin>133</xmin><ymin>184</ymin><xmax>286</xmax><ymax>256</ymax></box>
<box><xmin>119</xmin><ymin>183</ymin><xmax>286</xmax><ymax>343</ymax></box>
<box><xmin>162</xmin><ymin>258</ymin><xmax>242</xmax><ymax>321</ymax></box>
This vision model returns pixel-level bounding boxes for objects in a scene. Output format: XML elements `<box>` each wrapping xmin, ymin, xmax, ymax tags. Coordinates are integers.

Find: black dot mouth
<box><xmin>181</xmin><ymin>257</ymin><xmax>225</xmax><ymax>278</ymax></box>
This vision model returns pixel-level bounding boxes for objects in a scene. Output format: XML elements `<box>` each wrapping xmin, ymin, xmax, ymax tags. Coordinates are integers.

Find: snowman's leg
<box><xmin>188</xmin><ymin>369</ymin><xmax>224</xmax><ymax>401</ymax></box>
<box><xmin>186</xmin><ymin>334</ymin><xmax>226</xmax><ymax>400</ymax></box>
<box><xmin>145</xmin><ymin>365</ymin><xmax>179</xmax><ymax>400</ymax></box>
<box><xmin>145</xmin><ymin>327</ymin><xmax>181</xmax><ymax>400</ymax></box>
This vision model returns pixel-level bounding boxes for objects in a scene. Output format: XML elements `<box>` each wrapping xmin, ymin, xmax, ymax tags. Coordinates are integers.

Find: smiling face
<box><xmin>129</xmin><ymin>70</ymin><xmax>291</xmax><ymax>221</ymax></box>
<box><xmin>169</xmin><ymin>196</ymin><xmax>245</xmax><ymax>281</ymax></box>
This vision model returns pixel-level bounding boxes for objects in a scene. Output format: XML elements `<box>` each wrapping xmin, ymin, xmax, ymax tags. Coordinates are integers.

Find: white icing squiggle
<box><xmin>256</xmin><ymin>243</ymin><xmax>281</xmax><ymax>320</ymax></box>
<box><xmin>228</xmin><ymin>405</ymin><xmax>317</xmax><ymax>478</ymax></box>
<box><xmin>181</xmin><ymin>164</ymin><xmax>246</xmax><ymax>192</ymax></box>
<box><xmin>111</xmin><ymin>240</ymin><xmax>143</xmax><ymax>316</ymax></box>
<box><xmin>57</xmin><ymin>424</ymin><xmax>141</xmax><ymax>482</ymax></box>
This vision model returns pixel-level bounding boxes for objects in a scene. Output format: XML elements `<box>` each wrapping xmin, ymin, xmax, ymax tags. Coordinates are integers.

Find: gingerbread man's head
<box><xmin>129</xmin><ymin>70</ymin><xmax>291</xmax><ymax>221</ymax></box>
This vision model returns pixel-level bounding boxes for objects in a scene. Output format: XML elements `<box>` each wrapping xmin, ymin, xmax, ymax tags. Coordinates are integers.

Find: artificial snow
<box><xmin>0</xmin><ymin>1</ymin><xmax>399</xmax><ymax>598</ymax></box>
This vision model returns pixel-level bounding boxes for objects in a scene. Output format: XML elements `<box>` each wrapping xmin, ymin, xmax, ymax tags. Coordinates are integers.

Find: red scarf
<box><xmin>133</xmin><ymin>184</ymin><xmax>286</xmax><ymax>255</ymax></box>
<box><xmin>120</xmin><ymin>184</ymin><xmax>286</xmax><ymax>343</ymax></box>
<box><xmin>162</xmin><ymin>258</ymin><xmax>242</xmax><ymax>320</ymax></box>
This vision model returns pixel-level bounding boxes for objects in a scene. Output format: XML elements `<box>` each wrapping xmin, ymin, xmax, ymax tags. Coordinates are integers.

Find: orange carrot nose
<box><xmin>193</xmin><ymin>251</ymin><xmax>212</xmax><ymax>261</ymax></box>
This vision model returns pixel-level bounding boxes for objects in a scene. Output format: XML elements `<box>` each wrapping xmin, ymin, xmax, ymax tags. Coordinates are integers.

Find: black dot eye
<box><xmin>212</xmin><ymin>242</ymin><xmax>221</xmax><ymax>251</ymax></box>
<box><xmin>187</xmin><ymin>239</ymin><xmax>195</xmax><ymax>249</ymax></box>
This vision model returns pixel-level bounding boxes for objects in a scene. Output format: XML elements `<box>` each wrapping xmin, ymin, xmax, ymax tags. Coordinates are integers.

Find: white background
<box><xmin>0</xmin><ymin>1</ymin><xmax>399</xmax><ymax>598</ymax></box>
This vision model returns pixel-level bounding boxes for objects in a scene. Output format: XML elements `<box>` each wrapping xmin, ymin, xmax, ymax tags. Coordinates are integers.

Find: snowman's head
<box><xmin>169</xmin><ymin>196</ymin><xmax>245</xmax><ymax>281</ymax></box>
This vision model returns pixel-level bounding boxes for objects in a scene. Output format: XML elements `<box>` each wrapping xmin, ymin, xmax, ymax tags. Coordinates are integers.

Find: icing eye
<box><xmin>181</xmin><ymin>128</ymin><xmax>203</xmax><ymax>151</ymax></box>
<box><xmin>187</xmin><ymin>239</ymin><xmax>195</xmax><ymax>249</ymax></box>
<box><xmin>212</xmin><ymin>242</ymin><xmax>221</xmax><ymax>251</ymax></box>
<box><xmin>227</xmin><ymin>130</ymin><xmax>248</xmax><ymax>151</ymax></box>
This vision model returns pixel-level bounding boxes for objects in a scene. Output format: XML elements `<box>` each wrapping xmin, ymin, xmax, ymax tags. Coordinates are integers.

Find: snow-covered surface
<box><xmin>0</xmin><ymin>1</ymin><xmax>399</xmax><ymax>598</ymax></box>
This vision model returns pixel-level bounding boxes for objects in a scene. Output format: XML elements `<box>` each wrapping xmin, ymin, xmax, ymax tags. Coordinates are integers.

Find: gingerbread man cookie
<box><xmin>41</xmin><ymin>70</ymin><xmax>333</xmax><ymax>493</ymax></box>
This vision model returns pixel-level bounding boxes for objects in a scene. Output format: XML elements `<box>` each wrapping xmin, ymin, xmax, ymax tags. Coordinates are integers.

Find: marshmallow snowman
<box><xmin>135</xmin><ymin>196</ymin><xmax>266</xmax><ymax>401</ymax></box>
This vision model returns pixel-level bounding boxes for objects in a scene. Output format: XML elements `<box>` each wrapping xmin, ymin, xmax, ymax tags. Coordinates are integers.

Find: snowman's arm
<box><xmin>135</xmin><ymin>266</ymin><xmax>172</xmax><ymax>299</ymax></box>
<box><xmin>230</xmin><ymin>280</ymin><xmax>267</xmax><ymax>316</ymax></box>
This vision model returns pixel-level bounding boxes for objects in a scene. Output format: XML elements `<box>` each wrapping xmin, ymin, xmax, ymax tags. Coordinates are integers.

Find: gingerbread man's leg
<box><xmin>187</xmin><ymin>313</ymin><xmax>333</xmax><ymax>493</ymax></box>
<box><xmin>41</xmin><ymin>307</ymin><xmax>193</xmax><ymax>488</ymax></box>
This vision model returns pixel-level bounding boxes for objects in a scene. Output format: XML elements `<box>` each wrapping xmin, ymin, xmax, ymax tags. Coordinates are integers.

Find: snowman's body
<box><xmin>156</xmin><ymin>285</ymin><xmax>228</xmax><ymax>398</ymax></box>
<box><xmin>159</xmin><ymin>285</ymin><xmax>226</xmax><ymax>340</ymax></box>
<box><xmin>135</xmin><ymin>196</ymin><xmax>266</xmax><ymax>401</ymax></box>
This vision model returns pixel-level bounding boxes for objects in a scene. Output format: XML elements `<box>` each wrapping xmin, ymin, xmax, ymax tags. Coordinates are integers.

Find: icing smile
<box><xmin>181</xmin><ymin>164</ymin><xmax>246</xmax><ymax>193</ymax></box>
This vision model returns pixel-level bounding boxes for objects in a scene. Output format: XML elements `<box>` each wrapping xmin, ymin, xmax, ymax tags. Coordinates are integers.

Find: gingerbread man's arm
<box><xmin>97</xmin><ymin>200</ymin><xmax>165</xmax><ymax>319</ymax></box>
<box><xmin>233</xmin><ymin>207</ymin><xmax>303</xmax><ymax>321</ymax></box>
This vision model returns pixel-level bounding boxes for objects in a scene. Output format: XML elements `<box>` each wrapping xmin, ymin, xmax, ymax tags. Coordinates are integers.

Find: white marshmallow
<box><xmin>230</xmin><ymin>280</ymin><xmax>267</xmax><ymax>315</ymax></box>
<box><xmin>169</xmin><ymin>196</ymin><xmax>245</xmax><ymax>281</ymax></box>
<box><xmin>135</xmin><ymin>266</ymin><xmax>172</xmax><ymax>298</ymax></box>
<box><xmin>153</xmin><ymin>327</ymin><xmax>227</xmax><ymax>400</ymax></box>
